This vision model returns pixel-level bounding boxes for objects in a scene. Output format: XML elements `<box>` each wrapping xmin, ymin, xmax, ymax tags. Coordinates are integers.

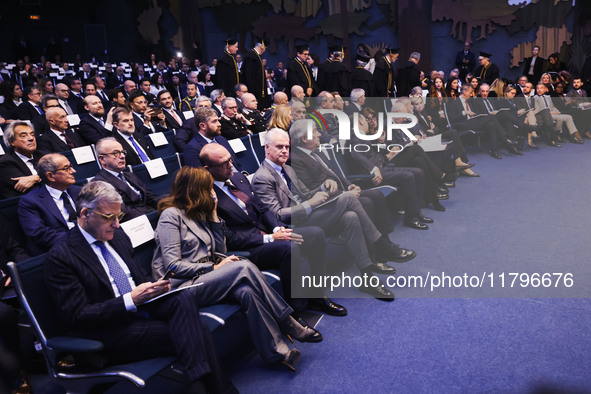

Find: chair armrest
<box><xmin>47</xmin><ymin>336</ymin><xmax>104</xmax><ymax>353</ymax></box>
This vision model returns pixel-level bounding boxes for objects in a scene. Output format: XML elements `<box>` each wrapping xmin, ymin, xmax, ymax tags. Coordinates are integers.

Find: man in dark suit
<box><xmin>107</xmin><ymin>66</ymin><xmax>126</xmax><ymax>89</ymax></box>
<box><xmin>90</xmin><ymin>75</ymin><xmax>111</xmax><ymax>109</ymax></box>
<box><xmin>158</xmin><ymin>90</ymin><xmax>185</xmax><ymax>130</ymax></box>
<box><xmin>374</xmin><ymin>48</ymin><xmax>399</xmax><ymax>98</ymax></box>
<box><xmin>138</xmin><ymin>78</ymin><xmax>157</xmax><ymax>105</ymax></box>
<box><xmin>446</xmin><ymin>84</ymin><xmax>515</xmax><ymax>158</ymax></box>
<box><xmin>127</xmin><ymin>89</ymin><xmax>167</xmax><ymax>136</ymax></box>
<box><xmin>37</xmin><ymin>107</ymin><xmax>85</xmax><ymax>155</ymax></box>
<box><xmin>31</xmin><ymin>94</ymin><xmax>60</xmax><ymax>136</ymax></box>
<box><xmin>78</xmin><ymin>95</ymin><xmax>111</xmax><ymax>145</ymax></box>
<box><xmin>15</xmin><ymin>86</ymin><xmax>44</xmax><ymax>122</ymax></box>
<box><xmin>67</xmin><ymin>78</ymin><xmax>85</xmax><ymax>114</ymax></box>
<box><xmin>523</xmin><ymin>46</ymin><xmax>546</xmax><ymax>86</ymax></box>
<box><xmin>0</xmin><ymin>121</ymin><xmax>42</xmax><ymax>198</ymax></box>
<box><xmin>44</xmin><ymin>181</ymin><xmax>234</xmax><ymax>393</ymax></box>
<box><xmin>110</xmin><ymin>107</ymin><xmax>155</xmax><ymax>166</ymax></box>
<box><xmin>396</xmin><ymin>52</ymin><xmax>422</xmax><ymax>97</ymax></box>
<box><xmin>54</xmin><ymin>83</ymin><xmax>77</xmax><ymax>115</ymax></box>
<box><xmin>252</xmin><ymin>129</ymin><xmax>418</xmax><ymax>301</ymax></box>
<box><xmin>184</xmin><ymin>107</ymin><xmax>241</xmax><ymax>170</ymax></box>
<box><xmin>201</xmin><ymin>143</ymin><xmax>346</xmax><ymax>316</ymax></box>
<box><xmin>286</xmin><ymin>45</ymin><xmax>316</xmax><ymax>98</ymax></box>
<box><xmin>18</xmin><ymin>153</ymin><xmax>81</xmax><ymax>255</ymax></box>
<box><xmin>455</xmin><ymin>42</ymin><xmax>476</xmax><ymax>82</ymax></box>
<box><xmin>76</xmin><ymin>63</ymin><xmax>96</xmax><ymax>83</ymax></box>
<box><xmin>241</xmin><ymin>41</ymin><xmax>269</xmax><ymax>109</ymax></box>
<box><xmin>93</xmin><ymin>138</ymin><xmax>160</xmax><ymax>220</ymax></box>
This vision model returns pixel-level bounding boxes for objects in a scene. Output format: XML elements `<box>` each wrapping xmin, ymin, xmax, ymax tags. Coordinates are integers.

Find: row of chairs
<box><xmin>7</xmin><ymin>209</ymin><xmax>281</xmax><ymax>392</ymax></box>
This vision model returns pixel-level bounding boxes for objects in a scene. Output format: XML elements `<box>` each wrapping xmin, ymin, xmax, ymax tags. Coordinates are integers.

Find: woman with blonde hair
<box><xmin>268</xmin><ymin>104</ymin><xmax>291</xmax><ymax>131</ymax></box>
<box><xmin>152</xmin><ymin>166</ymin><xmax>319</xmax><ymax>371</ymax></box>
<box><xmin>489</xmin><ymin>78</ymin><xmax>506</xmax><ymax>98</ymax></box>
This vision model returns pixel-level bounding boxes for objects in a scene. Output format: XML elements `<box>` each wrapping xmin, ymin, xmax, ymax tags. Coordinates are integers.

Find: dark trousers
<box><xmin>379</xmin><ymin>165</ymin><xmax>424</xmax><ymax>217</ymax></box>
<box><xmin>392</xmin><ymin>145</ymin><xmax>442</xmax><ymax>204</ymax></box>
<box><xmin>454</xmin><ymin>114</ymin><xmax>508</xmax><ymax>149</ymax></box>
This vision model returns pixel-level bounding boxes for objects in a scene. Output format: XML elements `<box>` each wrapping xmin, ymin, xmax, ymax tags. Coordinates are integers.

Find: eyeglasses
<box><xmin>52</xmin><ymin>165</ymin><xmax>75</xmax><ymax>173</ymax></box>
<box><xmin>208</xmin><ymin>158</ymin><xmax>233</xmax><ymax>169</ymax></box>
<box><xmin>91</xmin><ymin>210</ymin><xmax>125</xmax><ymax>222</ymax></box>
<box><xmin>100</xmin><ymin>150</ymin><xmax>127</xmax><ymax>158</ymax></box>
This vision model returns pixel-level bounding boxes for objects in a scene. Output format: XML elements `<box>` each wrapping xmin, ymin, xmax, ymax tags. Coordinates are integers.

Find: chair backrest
<box><xmin>248</xmin><ymin>133</ymin><xmax>267</xmax><ymax>164</ymax></box>
<box><xmin>232</xmin><ymin>135</ymin><xmax>261</xmax><ymax>175</ymax></box>
<box><xmin>7</xmin><ymin>255</ymin><xmax>60</xmax><ymax>348</ymax></box>
<box><xmin>146</xmin><ymin>130</ymin><xmax>177</xmax><ymax>159</ymax></box>
<box><xmin>130</xmin><ymin>153</ymin><xmax>181</xmax><ymax>196</ymax></box>
<box><xmin>0</xmin><ymin>196</ymin><xmax>26</xmax><ymax>247</ymax></box>
<box><xmin>61</xmin><ymin>146</ymin><xmax>101</xmax><ymax>181</ymax></box>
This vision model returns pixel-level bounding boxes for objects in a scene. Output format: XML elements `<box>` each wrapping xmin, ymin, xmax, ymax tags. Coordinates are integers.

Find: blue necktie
<box><xmin>281</xmin><ymin>167</ymin><xmax>292</xmax><ymax>190</ymax></box>
<box><xmin>128</xmin><ymin>136</ymin><xmax>150</xmax><ymax>162</ymax></box>
<box><xmin>94</xmin><ymin>241</ymin><xmax>133</xmax><ymax>295</ymax></box>
<box><xmin>35</xmin><ymin>105</ymin><xmax>44</xmax><ymax>115</ymax></box>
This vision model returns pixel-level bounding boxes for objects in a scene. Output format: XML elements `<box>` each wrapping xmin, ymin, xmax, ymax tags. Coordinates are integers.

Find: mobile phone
<box><xmin>160</xmin><ymin>265</ymin><xmax>176</xmax><ymax>280</ymax></box>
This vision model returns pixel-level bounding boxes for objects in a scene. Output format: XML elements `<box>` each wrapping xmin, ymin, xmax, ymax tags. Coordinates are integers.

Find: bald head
<box><xmin>242</xmin><ymin>93</ymin><xmax>257</xmax><ymax>110</ymax></box>
<box><xmin>46</xmin><ymin>107</ymin><xmax>69</xmax><ymax>131</ymax></box>
<box><xmin>200</xmin><ymin>143</ymin><xmax>234</xmax><ymax>182</ymax></box>
<box><xmin>274</xmin><ymin>91</ymin><xmax>288</xmax><ymax>105</ymax></box>
<box><xmin>123</xmin><ymin>80</ymin><xmax>136</xmax><ymax>94</ymax></box>
<box><xmin>84</xmin><ymin>95</ymin><xmax>105</xmax><ymax>117</ymax></box>
<box><xmin>291</xmin><ymin>85</ymin><xmax>305</xmax><ymax>99</ymax></box>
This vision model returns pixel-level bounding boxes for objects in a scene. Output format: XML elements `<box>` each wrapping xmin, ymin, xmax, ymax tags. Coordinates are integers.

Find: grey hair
<box><xmin>41</xmin><ymin>94</ymin><xmax>59</xmax><ymax>108</ymax></box>
<box><xmin>3</xmin><ymin>120</ymin><xmax>34</xmax><ymax>147</ymax></box>
<box><xmin>265</xmin><ymin>127</ymin><xmax>289</xmax><ymax>146</ymax></box>
<box><xmin>188</xmin><ymin>71</ymin><xmax>198</xmax><ymax>80</ymax></box>
<box><xmin>196</xmin><ymin>95</ymin><xmax>211</xmax><ymax>104</ymax></box>
<box><xmin>210</xmin><ymin>89</ymin><xmax>224</xmax><ymax>103</ymax></box>
<box><xmin>76</xmin><ymin>180</ymin><xmax>123</xmax><ymax>215</ymax></box>
<box><xmin>409</xmin><ymin>86</ymin><xmax>423</xmax><ymax>97</ymax></box>
<box><xmin>288</xmin><ymin>120</ymin><xmax>313</xmax><ymax>146</ymax></box>
<box><xmin>317</xmin><ymin>91</ymin><xmax>333</xmax><ymax>107</ymax></box>
<box><xmin>36</xmin><ymin>153</ymin><xmax>64</xmax><ymax>184</ymax></box>
<box><xmin>350</xmin><ymin>88</ymin><xmax>365</xmax><ymax>103</ymax></box>
<box><xmin>95</xmin><ymin>137</ymin><xmax>119</xmax><ymax>155</ymax></box>
<box><xmin>410</xmin><ymin>52</ymin><xmax>421</xmax><ymax>61</ymax></box>
<box><xmin>221</xmin><ymin>97</ymin><xmax>236</xmax><ymax>109</ymax></box>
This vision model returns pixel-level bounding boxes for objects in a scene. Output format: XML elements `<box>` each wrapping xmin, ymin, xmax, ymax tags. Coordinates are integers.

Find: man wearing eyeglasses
<box><xmin>92</xmin><ymin>137</ymin><xmax>161</xmax><ymax>221</ymax></box>
<box><xmin>44</xmin><ymin>181</ymin><xmax>235</xmax><ymax>393</ymax></box>
<box><xmin>219</xmin><ymin>97</ymin><xmax>251</xmax><ymax>140</ymax></box>
<box><xmin>18</xmin><ymin>153</ymin><xmax>82</xmax><ymax>255</ymax></box>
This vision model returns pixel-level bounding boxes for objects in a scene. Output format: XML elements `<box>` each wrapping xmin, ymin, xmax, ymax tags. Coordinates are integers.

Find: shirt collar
<box><xmin>104</xmin><ymin>168</ymin><xmax>123</xmax><ymax>178</ymax></box>
<box><xmin>296</xmin><ymin>146</ymin><xmax>313</xmax><ymax>156</ymax></box>
<box><xmin>265</xmin><ymin>158</ymin><xmax>284</xmax><ymax>173</ymax></box>
<box><xmin>199</xmin><ymin>133</ymin><xmax>214</xmax><ymax>143</ymax></box>
<box><xmin>45</xmin><ymin>184</ymin><xmax>68</xmax><ymax>199</ymax></box>
<box><xmin>213</xmin><ymin>180</ymin><xmax>227</xmax><ymax>190</ymax></box>
<box><xmin>14</xmin><ymin>150</ymin><xmax>33</xmax><ymax>161</ymax></box>
<box><xmin>78</xmin><ymin>225</ymin><xmax>99</xmax><ymax>247</ymax></box>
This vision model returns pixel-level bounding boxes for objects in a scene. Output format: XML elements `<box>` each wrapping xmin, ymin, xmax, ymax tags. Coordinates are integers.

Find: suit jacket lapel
<box><xmin>67</xmin><ymin>227</ymin><xmax>113</xmax><ymax>292</ymax></box>
<box><xmin>214</xmin><ymin>184</ymin><xmax>252</xmax><ymax>223</ymax></box>
<box><xmin>40</xmin><ymin>186</ymin><xmax>69</xmax><ymax>226</ymax></box>
<box><xmin>178</xmin><ymin>209</ymin><xmax>212</xmax><ymax>247</ymax></box>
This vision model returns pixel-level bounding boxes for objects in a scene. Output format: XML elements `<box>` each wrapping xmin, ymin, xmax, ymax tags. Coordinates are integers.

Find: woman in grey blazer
<box><xmin>152</xmin><ymin>166</ymin><xmax>320</xmax><ymax>371</ymax></box>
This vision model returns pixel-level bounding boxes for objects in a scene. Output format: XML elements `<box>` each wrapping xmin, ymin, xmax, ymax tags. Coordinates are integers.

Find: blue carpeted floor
<box><xmin>231</xmin><ymin>141</ymin><xmax>591</xmax><ymax>393</ymax></box>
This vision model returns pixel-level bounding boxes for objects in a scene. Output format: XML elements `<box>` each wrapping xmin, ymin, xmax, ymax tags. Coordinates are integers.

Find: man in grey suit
<box><xmin>252</xmin><ymin>129</ymin><xmax>417</xmax><ymax>301</ymax></box>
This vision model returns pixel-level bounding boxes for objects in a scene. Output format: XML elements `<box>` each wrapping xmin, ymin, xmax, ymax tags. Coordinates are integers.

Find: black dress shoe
<box><xmin>507</xmin><ymin>144</ymin><xmax>524</xmax><ymax>155</ymax></box>
<box><xmin>403</xmin><ymin>217</ymin><xmax>429</xmax><ymax>230</ymax></box>
<box><xmin>389</xmin><ymin>246</ymin><xmax>417</xmax><ymax>262</ymax></box>
<box><xmin>418</xmin><ymin>213</ymin><xmax>433</xmax><ymax>223</ymax></box>
<box><xmin>437</xmin><ymin>192</ymin><xmax>449</xmax><ymax>200</ymax></box>
<box><xmin>443</xmin><ymin>181</ymin><xmax>455</xmax><ymax>188</ymax></box>
<box><xmin>455</xmin><ymin>163</ymin><xmax>475</xmax><ymax>171</ymax></box>
<box><xmin>437</xmin><ymin>186</ymin><xmax>448</xmax><ymax>194</ymax></box>
<box><xmin>570</xmin><ymin>135</ymin><xmax>584</xmax><ymax>144</ymax></box>
<box><xmin>547</xmin><ymin>140</ymin><xmax>563</xmax><ymax>148</ymax></box>
<box><xmin>280</xmin><ymin>348</ymin><xmax>301</xmax><ymax>372</ymax></box>
<box><xmin>460</xmin><ymin>170</ymin><xmax>480</xmax><ymax>177</ymax></box>
<box><xmin>308</xmin><ymin>297</ymin><xmax>348</xmax><ymax>316</ymax></box>
<box><xmin>489</xmin><ymin>150</ymin><xmax>502</xmax><ymax>159</ymax></box>
<box><xmin>283</xmin><ymin>316</ymin><xmax>323</xmax><ymax>343</ymax></box>
<box><xmin>369</xmin><ymin>262</ymin><xmax>396</xmax><ymax>274</ymax></box>
<box><xmin>359</xmin><ymin>275</ymin><xmax>394</xmax><ymax>301</ymax></box>
<box><xmin>430</xmin><ymin>201</ymin><xmax>446</xmax><ymax>211</ymax></box>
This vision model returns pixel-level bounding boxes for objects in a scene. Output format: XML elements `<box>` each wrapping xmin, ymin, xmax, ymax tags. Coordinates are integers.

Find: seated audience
<box><xmin>78</xmin><ymin>95</ymin><xmax>111</xmax><ymax>145</ymax></box>
<box><xmin>220</xmin><ymin>97</ymin><xmax>251</xmax><ymax>140</ymax></box>
<box><xmin>127</xmin><ymin>89</ymin><xmax>167</xmax><ymax>135</ymax></box>
<box><xmin>44</xmin><ymin>180</ymin><xmax>235</xmax><ymax>393</ymax></box>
